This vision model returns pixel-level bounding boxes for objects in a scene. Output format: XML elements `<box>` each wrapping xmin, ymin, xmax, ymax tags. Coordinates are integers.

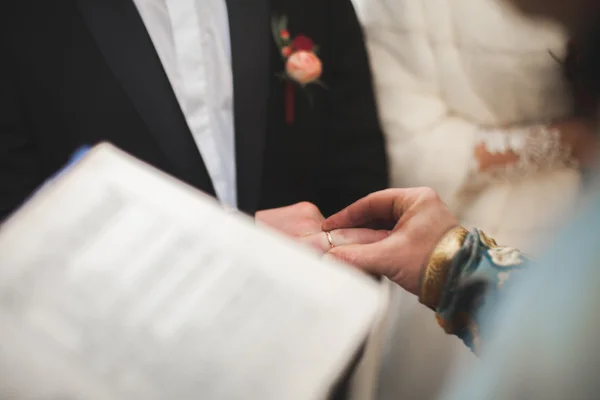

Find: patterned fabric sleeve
<box><xmin>422</xmin><ymin>229</ymin><xmax>528</xmax><ymax>353</ymax></box>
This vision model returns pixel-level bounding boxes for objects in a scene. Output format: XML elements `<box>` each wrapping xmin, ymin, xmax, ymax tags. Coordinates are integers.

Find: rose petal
<box><xmin>292</xmin><ymin>35</ymin><xmax>314</xmax><ymax>51</ymax></box>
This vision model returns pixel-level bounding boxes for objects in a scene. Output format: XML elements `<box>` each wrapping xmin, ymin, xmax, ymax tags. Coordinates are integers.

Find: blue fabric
<box><xmin>443</xmin><ymin>188</ymin><xmax>600</xmax><ymax>399</ymax></box>
<box><xmin>436</xmin><ymin>229</ymin><xmax>527</xmax><ymax>352</ymax></box>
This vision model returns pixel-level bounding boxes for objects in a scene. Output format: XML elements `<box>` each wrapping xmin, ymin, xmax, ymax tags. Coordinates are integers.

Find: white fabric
<box><xmin>133</xmin><ymin>0</ymin><xmax>237</xmax><ymax>208</ymax></box>
<box><xmin>350</xmin><ymin>1</ymin><xmax>581</xmax><ymax>399</ymax></box>
<box><xmin>376</xmin><ymin>287</ymin><xmax>478</xmax><ymax>400</ymax></box>
<box><xmin>348</xmin><ymin>279</ymin><xmax>392</xmax><ymax>400</ymax></box>
<box><xmin>353</xmin><ymin>0</ymin><xmax>581</xmax><ymax>254</ymax></box>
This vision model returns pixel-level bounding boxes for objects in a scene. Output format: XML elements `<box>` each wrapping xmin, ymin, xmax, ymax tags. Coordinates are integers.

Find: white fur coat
<box><xmin>354</xmin><ymin>0</ymin><xmax>581</xmax><ymax>253</ymax></box>
<box><xmin>348</xmin><ymin>2</ymin><xmax>583</xmax><ymax>399</ymax></box>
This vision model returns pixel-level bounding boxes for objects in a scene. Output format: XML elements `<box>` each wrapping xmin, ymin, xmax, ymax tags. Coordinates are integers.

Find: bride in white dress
<box><xmin>353</xmin><ymin>0</ymin><xmax>597</xmax><ymax>255</ymax></box>
<box><xmin>349</xmin><ymin>0</ymin><xmax>598</xmax><ymax>399</ymax></box>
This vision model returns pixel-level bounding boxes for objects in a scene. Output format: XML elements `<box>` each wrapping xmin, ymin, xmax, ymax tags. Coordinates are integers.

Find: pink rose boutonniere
<box><xmin>272</xmin><ymin>15</ymin><xmax>325</xmax><ymax>125</ymax></box>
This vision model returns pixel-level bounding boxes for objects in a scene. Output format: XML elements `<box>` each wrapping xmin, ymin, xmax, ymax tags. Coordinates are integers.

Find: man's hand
<box><xmin>322</xmin><ymin>188</ymin><xmax>458</xmax><ymax>294</ymax></box>
<box><xmin>256</xmin><ymin>202</ymin><xmax>388</xmax><ymax>254</ymax></box>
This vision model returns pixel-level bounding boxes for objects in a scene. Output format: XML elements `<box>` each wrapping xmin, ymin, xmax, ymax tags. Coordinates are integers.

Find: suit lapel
<box><xmin>77</xmin><ymin>0</ymin><xmax>215</xmax><ymax>194</ymax></box>
<box><xmin>226</xmin><ymin>0</ymin><xmax>271</xmax><ymax>213</ymax></box>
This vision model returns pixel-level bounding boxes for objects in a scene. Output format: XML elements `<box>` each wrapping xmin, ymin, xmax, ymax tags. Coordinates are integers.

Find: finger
<box><xmin>324</xmin><ymin>241</ymin><xmax>393</xmax><ymax>277</ymax></box>
<box><xmin>297</xmin><ymin>234</ymin><xmax>328</xmax><ymax>254</ymax></box>
<box><xmin>329</xmin><ymin>228</ymin><xmax>390</xmax><ymax>247</ymax></box>
<box><xmin>301</xmin><ymin>229</ymin><xmax>387</xmax><ymax>254</ymax></box>
<box><xmin>322</xmin><ymin>189</ymin><xmax>411</xmax><ymax>231</ymax></box>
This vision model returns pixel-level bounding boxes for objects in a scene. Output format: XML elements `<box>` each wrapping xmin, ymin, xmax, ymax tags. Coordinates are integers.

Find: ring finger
<box><xmin>304</xmin><ymin>228</ymin><xmax>389</xmax><ymax>253</ymax></box>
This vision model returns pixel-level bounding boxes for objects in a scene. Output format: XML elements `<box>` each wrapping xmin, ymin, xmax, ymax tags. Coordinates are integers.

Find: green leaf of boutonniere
<box><xmin>271</xmin><ymin>15</ymin><xmax>283</xmax><ymax>50</ymax></box>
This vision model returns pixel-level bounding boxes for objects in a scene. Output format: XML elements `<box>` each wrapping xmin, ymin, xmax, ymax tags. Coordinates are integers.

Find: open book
<box><xmin>0</xmin><ymin>144</ymin><xmax>385</xmax><ymax>400</ymax></box>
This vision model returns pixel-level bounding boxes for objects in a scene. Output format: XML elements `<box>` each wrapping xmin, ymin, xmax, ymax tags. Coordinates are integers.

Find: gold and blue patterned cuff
<box><xmin>419</xmin><ymin>226</ymin><xmax>469</xmax><ymax>310</ymax></box>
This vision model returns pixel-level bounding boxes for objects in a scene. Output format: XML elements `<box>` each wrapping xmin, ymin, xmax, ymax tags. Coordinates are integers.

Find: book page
<box><xmin>0</xmin><ymin>144</ymin><xmax>382</xmax><ymax>400</ymax></box>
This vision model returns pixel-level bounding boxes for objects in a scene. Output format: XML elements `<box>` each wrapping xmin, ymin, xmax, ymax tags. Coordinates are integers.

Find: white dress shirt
<box><xmin>132</xmin><ymin>0</ymin><xmax>237</xmax><ymax>208</ymax></box>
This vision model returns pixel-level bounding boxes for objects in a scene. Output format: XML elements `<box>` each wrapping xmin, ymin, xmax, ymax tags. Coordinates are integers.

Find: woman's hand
<box><xmin>322</xmin><ymin>188</ymin><xmax>458</xmax><ymax>294</ymax></box>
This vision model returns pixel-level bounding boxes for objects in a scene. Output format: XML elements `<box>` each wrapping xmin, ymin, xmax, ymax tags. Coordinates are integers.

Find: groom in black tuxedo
<box><xmin>0</xmin><ymin>1</ymin><xmax>387</xmax><ymax>396</ymax></box>
<box><xmin>0</xmin><ymin>0</ymin><xmax>388</xmax><ymax>221</ymax></box>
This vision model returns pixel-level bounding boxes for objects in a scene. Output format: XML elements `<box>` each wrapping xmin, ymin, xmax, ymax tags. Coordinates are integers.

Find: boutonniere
<box><xmin>272</xmin><ymin>14</ymin><xmax>324</xmax><ymax>125</ymax></box>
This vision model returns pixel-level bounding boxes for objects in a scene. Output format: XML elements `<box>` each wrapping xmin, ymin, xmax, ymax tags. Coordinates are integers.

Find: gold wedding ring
<box><xmin>325</xmin><ymin>231</ymin><xmax>335</xmax><ymax>249</ymax></box>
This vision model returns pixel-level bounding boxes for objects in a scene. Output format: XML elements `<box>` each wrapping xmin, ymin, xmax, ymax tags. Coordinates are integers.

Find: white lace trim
<box><xmin>468</xmin><ymin>124</ymin><xmax>578</xmax><ymax>185</ymax></box>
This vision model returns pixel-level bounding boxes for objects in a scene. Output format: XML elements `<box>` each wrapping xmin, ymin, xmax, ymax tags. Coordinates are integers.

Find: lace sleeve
<box><xmin>468</xmin><ymin>124</ymin><xmax>578</xmax><ymax>185</ymax></box>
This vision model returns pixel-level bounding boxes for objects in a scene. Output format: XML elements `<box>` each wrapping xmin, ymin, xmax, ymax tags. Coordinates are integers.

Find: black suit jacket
<box><xmin>0</xmin><ymin>2</ymin><xmax>388</xmax><ymax>396</ymax></box>
<box><xmin>0</xmin><ymin>0</ymin><xmax>388</xmax><ymax>220</ymax></box>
